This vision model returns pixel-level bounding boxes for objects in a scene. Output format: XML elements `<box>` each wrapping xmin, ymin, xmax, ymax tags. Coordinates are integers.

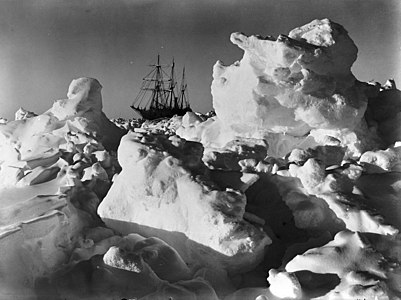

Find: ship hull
<box><xmin>131</xmin><ymin>106</ymin><xmax>192</xmax><ymax>120</ymax></box>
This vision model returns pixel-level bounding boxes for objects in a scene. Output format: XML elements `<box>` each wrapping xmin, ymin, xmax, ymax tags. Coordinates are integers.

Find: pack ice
<box><xmin>1</xmin><ymin>19</ymin><xmax>401</xmax><ymax>300</ymax></box>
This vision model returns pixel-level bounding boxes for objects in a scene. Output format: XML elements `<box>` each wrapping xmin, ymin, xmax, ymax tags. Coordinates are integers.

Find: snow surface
<box><xmin>98</xmin><ymin>131</ymin><xmax>271</xmax><ymax>274</ymax></box>
<box><xmin>0</xmin><ymin>19</ymin><xmax>401</xmax><ymax>300</ymax></box>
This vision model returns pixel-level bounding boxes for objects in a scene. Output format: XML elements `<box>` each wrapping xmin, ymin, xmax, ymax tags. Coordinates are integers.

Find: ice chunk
<box><xmin>285</xmin><ymin>230</ymin><xmax>400</xmax><ymax>299</ymax></box>
<box><xmin>104</xmin><ymin>234</ymin><xmax>192</xmax><ymax>282</ymax></box>
<box><xmin>267</xmin><ymin>269</ymin><xmax>302</xmax><ymax>299</ymax></box>
<box><xmin>15</xmin><ymin>107</ymin><xmax>37</xmax><ymax>120</ymax></box>
<box><xmin>98</xmin><ymin>131</ymin><xmax>271</xmax><ymax>274</ymax></box>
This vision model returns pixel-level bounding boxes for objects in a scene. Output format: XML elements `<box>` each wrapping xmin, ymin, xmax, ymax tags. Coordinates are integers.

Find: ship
<box><xmin>130</xmin><ymin>55</ymin><xmax>192</xmax><ymax>120</ymax></box>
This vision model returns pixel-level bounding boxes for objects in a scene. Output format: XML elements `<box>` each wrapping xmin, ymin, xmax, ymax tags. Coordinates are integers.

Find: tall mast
<box><xmin>178</xmin><ymin>67</ymin><xmax>189</xmax><ymax>109</ymax></box>
<box><xmin>166</xmin><ymin>58</ymin><xmax>177</xmax><ymax>109</ymax></box>
<box><xmin>152</xmin><ymin>54</ymin><xmax>164</xmax><ymax>110</ymax></box>
<box><xmin>135</xmin><ymin>54</ymin><xmax>170</xmax><ymax>110</ymax></box>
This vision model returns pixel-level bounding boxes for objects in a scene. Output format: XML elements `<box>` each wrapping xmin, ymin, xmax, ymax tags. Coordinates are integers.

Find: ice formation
<box><xmin>178</xmin><ymin>19</ymin><xmax>381</xmax><ymax>158</ymax></box>
<box><xmin>98</xmin><ymin>131</ymin><xmax>271</xmax><ymax>274</ymax></box>
<box><xmin>15</xmin><ymin>107</ymin><xmax>37</xmax><ymax>120</ymax></box>
<box><xmin>0</xmin><ymin>77</ymin><xmax>125</xmax><ymax>298</ymax></box>
<box><xmin>284</xmin><ymin>231</ymin><xmax>401</xmax><ymax>299</ymax></box>
<box><xmin>1</xmin><ymin>19</ymin><xmax>401</xmax><ymax>300</ymax></box>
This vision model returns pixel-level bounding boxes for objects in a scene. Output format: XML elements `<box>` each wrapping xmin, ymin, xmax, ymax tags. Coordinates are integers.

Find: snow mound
<box><xmin>15</xmin><ymin>107</ymin><xmax>37</xmax><ymax>120</ymax></box>
<box><xmin>0</xmin><ymin>77</ymin><xmax>123</xmax><ymax>297</ymax></box>
<box><xmin>179</xmin><ymin>19</ymin><xmax>381</xmax><ymax>158</ymax></box>
<box><xmin>284</xmin><ymin>230</ymin><xmax>401</xmax><ymax>299</ymax></box>
<box><xmin>98</xmin><ymin>131</ymin><xmax>271</xmax><ymax>274</ymax></box>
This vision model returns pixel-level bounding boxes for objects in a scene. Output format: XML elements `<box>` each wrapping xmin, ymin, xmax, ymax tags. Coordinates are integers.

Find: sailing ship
<box><xmin>131</xmin><ymin>55</ymin><xmax>192</xmax><ymax>120</ymax></box>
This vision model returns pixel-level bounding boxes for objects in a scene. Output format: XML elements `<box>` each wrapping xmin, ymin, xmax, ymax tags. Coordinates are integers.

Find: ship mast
<box><xmin>148</xmin><ymin>54</ymin><xmax>167</xmax><ymax>110</ymax></box>
<box><xmin>165</xmin><ymin>58</ymin><xmax>178</xmax><ymax>109</ymax></box>
<box><xmin>178</xmin><ymin>67</ymin><xmax>190</xmax><ymax>110</ymax></box>
<box><xmin>132</xmin><ymin>54</ymin><xmax>170</xmax><ymax>111</ymax></box>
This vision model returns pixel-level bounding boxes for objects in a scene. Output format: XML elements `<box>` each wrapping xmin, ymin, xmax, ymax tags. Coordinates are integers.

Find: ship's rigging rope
<box><xmin>133</xmin><ymin>62</ymin><xmax>177</xmax><ymax>110</ymax></box>
<box><xmin>132</xmin><ymin>56</ymin><xmax>190</xmax><ymax>114</ymax></box>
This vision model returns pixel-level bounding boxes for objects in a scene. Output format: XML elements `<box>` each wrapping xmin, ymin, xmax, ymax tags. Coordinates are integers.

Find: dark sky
<box><xmin>0</xmin><ymin>0</ymin><xmax>400</xmax><ymax>120</ymax></box>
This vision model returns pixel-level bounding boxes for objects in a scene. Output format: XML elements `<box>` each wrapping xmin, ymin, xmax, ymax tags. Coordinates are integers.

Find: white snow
<box><xmin>98</xmin><ymin>131</ymin><xmax>271</xmax><ymax>274</ymax></box>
